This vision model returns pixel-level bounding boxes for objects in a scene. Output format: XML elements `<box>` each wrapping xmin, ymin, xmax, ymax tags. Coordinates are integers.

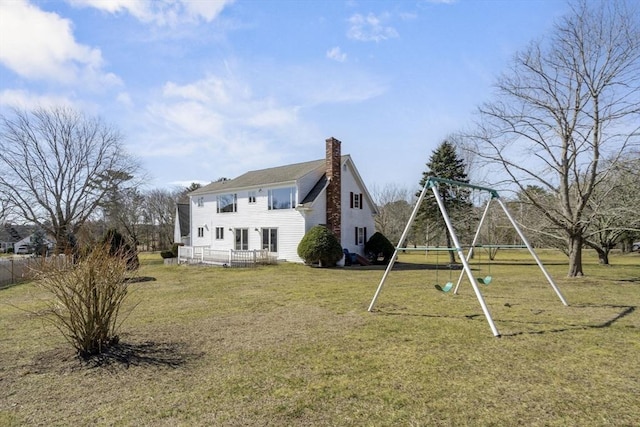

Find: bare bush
<box><xmin>37</xmin><ymin>245</ymin><xmax>135</xmax><ymax>357</ymax></box>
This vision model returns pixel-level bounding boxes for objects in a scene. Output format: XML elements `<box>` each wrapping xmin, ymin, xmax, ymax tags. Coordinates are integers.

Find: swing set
<box><xmin>368</xmin><ymin>177</ymin><xmax>568</xmax><ymax>337</ymax></box>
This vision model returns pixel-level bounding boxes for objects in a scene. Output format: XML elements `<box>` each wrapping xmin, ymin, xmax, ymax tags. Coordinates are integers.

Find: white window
<box><xmin>248</xmin><ymin>191</ymin><xmax>257</xmax><ymax>204</ymax></box>
<box><xmin>197</xmin><ymin>197</ymin><xmax>204</xmax><ymax>207</ymax></box>
<box><xmin>215</xmin><ymin>227</ymin><xmax>224</xmax><ymax>240</ymax></box>
<box><xmin>234</xmin><ymin>228</ymin><xmax>249</xmax><ymax>250</ymax></box>
<box><xmin>268</xmin><ymin>187</ymin><xmax>296</xmax><ymax>210</ymax></box>
<box><xmin>262</xmin><ymin>228</ymin><xmax>278</xmax><ymax>252</ymax></box>
<box><xmin>350</xmin><ymin>192</ymin><xmax>363</xmax><ymax>209</ymax></box>
<box><xmin>355</xmin><ymin>227</ymin><xmax>367</xmax><ymax>245</ymax></box>
<box><xmin>197</xmin><ymin>227</ymin><xmax>204</xmax><ymax>238</ymax></box>
<box><xmin>217</xmin><ymin>194</ymin><xmax>237</xmax><ymax>213</ymax></box>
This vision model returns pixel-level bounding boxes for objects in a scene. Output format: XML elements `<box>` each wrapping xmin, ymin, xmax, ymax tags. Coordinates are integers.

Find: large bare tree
<box><xmin>468</xmin><ymin>0</ymin><xmax>640</xmax><ymax>276</ymax></box>
<box><xmin>0</xmin><ymin>107</ymin><xmax>140</xmax><ymax>254</ymax></box>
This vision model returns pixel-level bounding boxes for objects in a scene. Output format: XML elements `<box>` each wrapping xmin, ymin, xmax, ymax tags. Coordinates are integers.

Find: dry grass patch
<box><xmin>0</xmin><ymin>250</ymin><xmax>638</xmax><ymax>426</ymax></box>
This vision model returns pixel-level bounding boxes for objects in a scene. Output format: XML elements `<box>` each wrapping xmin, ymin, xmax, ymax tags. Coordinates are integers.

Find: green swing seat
<box><xmin>435</xmin><ymin>282</ymin><xmax>454</xmax><ymax>292</ymax></box>
<box><xmin>478</xmin><ymin>275</ymin><xmax>492</xmax><ymax>285</ymax></box>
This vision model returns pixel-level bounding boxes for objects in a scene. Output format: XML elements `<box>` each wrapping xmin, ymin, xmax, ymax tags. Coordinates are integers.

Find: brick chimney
<box><xmin>325</xmin><ymin>137</ymin><xmax>342</xmax><ymax>242</ymax></box>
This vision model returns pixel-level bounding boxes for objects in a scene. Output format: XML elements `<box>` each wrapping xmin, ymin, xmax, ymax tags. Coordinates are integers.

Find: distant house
<box><xmin>0</xmin><ymin>225</ymin><xmax>21</xmax><ymax>253</ymax></box>
<box><xmin>13</xmin><ymin>232</ymin><xmax>55</xmax><ymax>255</ymax></box>
<box><xmin>179</xmin><ymin>137</ymin><xmax>378</xmax><ymax>263</ymax></box>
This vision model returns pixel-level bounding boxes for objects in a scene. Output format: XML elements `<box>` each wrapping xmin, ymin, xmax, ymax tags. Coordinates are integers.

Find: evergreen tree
<box><xmin>414</xmin><ymin>140</ymin><xmax>472</xmax><ymax>263</ymax></box>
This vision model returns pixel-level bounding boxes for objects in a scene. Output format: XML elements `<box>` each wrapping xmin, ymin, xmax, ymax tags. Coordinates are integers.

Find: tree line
<box><xmin>1</xmin><ymin>0</ymin><xmax>637</xmax><ymax>279</ymax></box>
<box><xmin>0</xmin><ymin>107</ymin><xmax>195</xmax><ymax>255</ymax></box>
<box><xmin>374</xmin><ymin>0</ymin><xmax>639</xmax><ymax>277</ymax></box>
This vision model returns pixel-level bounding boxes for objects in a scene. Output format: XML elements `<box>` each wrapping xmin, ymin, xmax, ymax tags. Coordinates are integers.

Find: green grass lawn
<box><xmin>1</xmin><ymin>249</ymin><xmax>638</xmax><ymax>426</ymax></box>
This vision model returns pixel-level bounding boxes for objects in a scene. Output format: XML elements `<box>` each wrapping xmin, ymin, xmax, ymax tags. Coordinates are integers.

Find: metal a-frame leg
<box><xmin>431</xmin><ymin>185</ymin><xmax>501</xmax><ymax>337</ymax></box>
<box><xmin>367</xmin><ymin>182</ymin><xmax>430</xmax><ymax>312</ymax></box>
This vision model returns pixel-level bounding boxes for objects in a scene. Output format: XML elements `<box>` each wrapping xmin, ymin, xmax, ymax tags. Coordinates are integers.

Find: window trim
<box><xmin>267</xmin><ymin>187</ymin><xmax>297</xmax><ymax>210</ymax></box>
<box><xmin>350</xmin><ymin>192</ymin><xmax>363</xmax><ymax>209</ymax></box>
<box><xmin>215</xmin><ymin>227</ymin><xmax>224</xmax><ymax>240</ymax></box>
<box><xmin>217</xmin><ymin>193</ymin><xmax>237</xmax><ymax>213</ymax></box>
<box><xmin>234</xmin><ymin>228</ymin><xmax>249</xmax><ymax>250</ymax></box>
<box><xmin>355</xmin><ymin>226</ymin><xmax>367</xmax><ymax>246</ymax></box>
<box><xmin>261</xmin><ymin>227</ymin><xmax>278</xmax><ymax>253</ymax></box>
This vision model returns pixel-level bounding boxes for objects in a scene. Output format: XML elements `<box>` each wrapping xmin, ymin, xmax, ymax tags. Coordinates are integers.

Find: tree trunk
<box><xmin>446</xmin><ymin>232</ymin><xmax>456</xmax><ymax>264</ymax></box>
<box><xmin>567</xmin><ymin>234</ymin><xmax>584</xmax><ymax>277</ymax></box>
<box><xmin>595</xmin><ymin>247</ymin><xmax>610</xmax><ymax>265</ymax></box>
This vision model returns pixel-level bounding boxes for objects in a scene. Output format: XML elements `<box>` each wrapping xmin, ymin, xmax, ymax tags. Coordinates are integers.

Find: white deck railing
<box><xmin>177</xmin><ymin>246</ymin><xmax>276</xmax><ymax>267</ymax></box>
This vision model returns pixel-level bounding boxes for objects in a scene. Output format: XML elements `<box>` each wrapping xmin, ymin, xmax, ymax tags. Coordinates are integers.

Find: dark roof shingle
<box><xmin>190</xmin><ymin>156</ymin><xmax>347</xmax><ymax>196</ymax></box>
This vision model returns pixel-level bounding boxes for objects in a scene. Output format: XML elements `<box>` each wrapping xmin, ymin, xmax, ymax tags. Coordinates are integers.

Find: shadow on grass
<box><xmin>32</xmin><ymin>340</ymin><xmax>204</xmax><ymax>373</ymax></box>
<box><xmin>82</xmin><ymin>340</ymin><xmax>204</xmax><ymax>369</ymax></box>
<box><xmin>347</xmin><ymin>262</ymin><xmax>465</xmax><ymax>271</ymax></box>
<box><xmin>372</xmin><ymin>303</ymin><xmax>636</xmax><ymax>337</ymax></box>
<box><xmin>125</xmin><ymin>276</ymin><xmax>157</xmax><ymax>283</ymax></box>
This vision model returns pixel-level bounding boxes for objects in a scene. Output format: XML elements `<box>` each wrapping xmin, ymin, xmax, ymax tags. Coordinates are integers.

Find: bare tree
<box><xmin>467</xmin><ymin>0</ymin><xmax>640</xmax><ymax>276</ymax></box>
<box><xmin>102</xmin><ymin>186</ymin><xmax>146</xmax><ymax>247</ymax></box>
<box><xmin>584</xmin><ymin>154</ymin><xmax>640</xmax><ymax>263</ymax></box>
<box><xmin>371</xmin><ymin>183</ymin><xmax>414</xmax><ymax>246</ymax></box>
<box><xmin>0</xmin><ymin>196</ymin><xmax>11</xmax><ymax>225</ymax></box>
<box><xmin>144</xmin><ymin>188</ymin><xmax>181</xmax><ymax>250</ymax></box>
<box><xmin>0</xmin><ymin>107</ymin><xmax>140</xmax><ymax>254</ymax></box>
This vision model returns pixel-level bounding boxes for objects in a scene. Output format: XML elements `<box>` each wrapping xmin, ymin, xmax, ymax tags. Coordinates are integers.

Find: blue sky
<box><xmin>0</xmin><ymin>0</ymin><xmax>571</xmax><ymax>193</ymax></box>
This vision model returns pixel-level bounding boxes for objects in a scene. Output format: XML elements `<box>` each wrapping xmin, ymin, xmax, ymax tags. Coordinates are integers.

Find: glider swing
<box><xmin>367</xmin><ymin>176</ymin><xmax>569</xmax><ymax>337</ymax></box>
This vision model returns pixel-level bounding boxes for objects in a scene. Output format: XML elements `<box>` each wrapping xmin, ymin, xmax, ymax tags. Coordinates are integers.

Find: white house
<box><xmin>181</xmin><ymin>137</ymin><xmax>378</xmax><ymax>263</ymax></box>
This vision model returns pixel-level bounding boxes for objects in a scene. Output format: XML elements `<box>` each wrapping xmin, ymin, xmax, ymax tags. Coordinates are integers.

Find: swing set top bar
<box><xmin>426</xmin><ymin>176</ymin><xmax>500</xmax><ymax>199</ymax></box>
<box><xmin>474</xmin><ymin>244</ymin><xmax>528</xmax><ymax>249</ymax></box>
<box><xmin>397</xmin><ymin>246</ymin><xmax>460</xmax><ymax>252</ymax></box>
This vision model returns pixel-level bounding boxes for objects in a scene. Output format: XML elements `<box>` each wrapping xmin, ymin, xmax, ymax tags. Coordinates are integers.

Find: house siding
<box><xmin>190</xmin><ymin>185</ymin><xmax>307</xmax><ymax>262</ymax></box>
<box><xmin>340</xmin><ymin>160</ymin><xmax>376</xmax><ymax>254</ymax></box>
<box><xmin>184</xmin><ymin>139</ymin><xmax>378</xmax><ymax>265</ymax></box>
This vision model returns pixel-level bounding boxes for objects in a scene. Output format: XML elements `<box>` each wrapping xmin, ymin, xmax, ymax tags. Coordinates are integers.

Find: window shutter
<box><xmin>350</xmin><ymin>192</ymin><xmax>354</xmax><ymax>209</ymax></box>
<box><xmin>364</xmin><ymin>227</ymin><xmax>367</xmax><ymax>243</ymax></box>
<box><xmin>360</xmin><ymin>193</ymin><xmax>363</xmax><ymax>209</ymax></box>
<box><xmin>355</xmin><ymin>227</ymin><xmax>358</xmax><ymax>245</ymax></box>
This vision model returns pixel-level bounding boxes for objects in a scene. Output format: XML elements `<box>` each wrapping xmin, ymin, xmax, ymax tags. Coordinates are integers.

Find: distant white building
<box><xmin>177</xmin><ymin>137</ymin><xmax>378</xmax><ymax>263</ymax></box>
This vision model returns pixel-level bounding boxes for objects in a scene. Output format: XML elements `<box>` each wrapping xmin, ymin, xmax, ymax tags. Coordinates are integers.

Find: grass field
<box><xmin>1</xmin><ymin>249</ymin><xmax>638</xmax><ymax>426</ymax></box>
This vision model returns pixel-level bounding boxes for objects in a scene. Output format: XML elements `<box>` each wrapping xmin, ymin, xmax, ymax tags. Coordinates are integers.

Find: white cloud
<box><xmin>0</xmin><ymin>0</ymin><xmax>120</xmax><ymax>88</ymax></box>
<box><xmin>326</xmin><ymin>47</ymin><xmax>347</xmax><ymax>62</ymax></box>
<box><xmin>116</xmin><ymin>92</ymin><xmax>133</xmax><ymax>107</ymax></box>
<box><xmin>138</xmin><ymin>73</ymin><xmax>301</xmax><ymax>163</ymax></box>
<box><xmin>0</xmin><ymin>89</ymin><xmax>74</xmax><ymax>110</ymax></box>
<box><xmin>68</xmin><ymin>0</ymin><xmax>235</xmax><ymax>26</ymax></box>
<box><xmin>347</xmin><ymin>12</ymin><xmax>398</xmax><ymax>42</ymax></box>
<box><xmin>163</xmin><ymin>76</ymin><xmax>232</xmax><ymax>104</ymax></box>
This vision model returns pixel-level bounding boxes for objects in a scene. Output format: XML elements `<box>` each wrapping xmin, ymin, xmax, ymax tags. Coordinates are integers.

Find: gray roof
<box><xmin>190</xmin><ymin>156</ymin><xmax>349</xmax><ymax>196</ymax></box>
<box><xmin>300</xmin><ymin>175</ymin><xmax>328</xmax><ymax>205</ymax></box>
<box><xmin>0</xmin><ymin>225</ymin><xmax>25</xmax><ymax>243</ymax></box>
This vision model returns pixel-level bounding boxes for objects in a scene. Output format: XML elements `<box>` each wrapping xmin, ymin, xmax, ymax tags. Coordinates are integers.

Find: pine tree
<box><xmin>414</xmin><ymin>140</ymin><xmax>472</xmax><ymax>263</ymax></box>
